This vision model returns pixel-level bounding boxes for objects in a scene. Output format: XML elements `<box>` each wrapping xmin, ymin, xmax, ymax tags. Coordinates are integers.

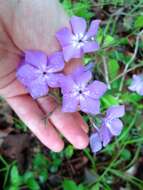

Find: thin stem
<box><xmin>0</xmin><ymin>168</ymin><xmax>7</xmax><ymax>172</ymax></box>
<box><xmin>125</xmin><ymin>137</ymin><xmax>143</xmax><ymax>145</ymax></box>
<box><xmin>102</xmin><ymin>56</ymin><xmax>111</xmax><ymax>89</ymax></box>
<box><xmin>111</xmin><ymin>62</ymin><xmax>143</xmax><ymax>83</ymax></box>
<box><xmin>0</xmin><ymin>156</ymin><xmax>8</xmax><ymax>167</ymax></box>
<box><xmin>88</xmin><ymin>115</ymin><xmax>99</xmax><ymax>132</ymax></box>
<box><xmin>83</xmin><ymin>149</ymin><xmax>96</xmax><ymax>170</ymax></box>
<box><xmin>118</xmin><ymin>30</ymin><xmax>143</xmax><ymax>93</ymax></box>
<box><xmin>109</xmin><ymin>168</ymin><xmax>143</xmax><ymax>189</ymax></box>
<box><xmin>125</xmin><ymin>144</ymin><xmax>141</xmax><ymax>170</ymax></box>
<box><xmin>93</xmin><ymin>144</ymin><xmax>126</xmax><ymax>186</ymax></box>
<box><xmin>89</xmin><ymin>111</ymin><xmax>138</xmax><ymax>187</ymax></box>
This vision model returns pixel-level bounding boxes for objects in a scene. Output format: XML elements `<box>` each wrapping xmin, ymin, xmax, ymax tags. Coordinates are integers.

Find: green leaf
<box><xmin>104</xmin><ymin>35</ymin><xmax>115</xmax><ymax>46</ymax></box>
<box><xmin>23</xmin><ymin>171</ymin><xmax>34</xmax><ymax>183</ymax></box>
<box><xmin>120</xmin><ymin>149</ymin><xmax>131</xmax><ymax>161</ymax></box>
<box><xmin>134</xmin><ymin>15</ymin><xmax>143</xmax><ymax>29</ymax></box>
<box><xmin>103</xmin><ymin>143</ymin><xmax>115</xmax><ymax>155</ymax></box>
<box><xmin>33</xmin><ymin>153</ymin><xmax>49</xmax><ymax>169</ymax></box>
<box><xmin>39</xmin><ymin>170</ymin><xmax>48</xmax><ymax>184</ymax></box>
<box><xmin>10</xmin><ymin>165</ymin><xmax>21</xmax><ymax>186</ymax></box>
<box><xmin>121</xmin><ymin>92</ymin><xmax>142</xmax><ymax>104</ymax></box>
<box><xmin>73</xmin><ymin>0</ymin><xmax>94</xmax><ymax>20</ymax></box>
<box><xmin>97</xmin><ymin>30</ymin><xmax>115</xmax><ymax>47</ymax></box>
<box><xmin>63</xmin><ymin>179</ymin><xmax>78</xmax><ymax>190</ymax></box>
<box><xmin>101</xmin><ymin>94</ymin><xmax>119</xmax><ymax>108</ymax></box>
<box><xmin>61</xmin><ymin>0</ymin><xmax>73</xmax><ymax>15</ymax></box>
<box><xmin>23</xmin><ymin>172</ymin><xmax>41</xmax><ymax>189</ymax></box>
<box><xmin>107</xmin><ymin>59</ymin><xmax>119</xmax><ymax>80</ymax></box>
<box><xmin>110</xmin><ymin>51</ymin><xmax>131</xmax><ymax>64</ymax></box>
<box><xmin>91</xmin><ymin>183</ymin><xmax>100</xmax><ymax>190</ymax></box>
<box><xmin>64</xmin><ymin>145</ymin><xmax>74</xmax><ymax>159</ymax></box>
<box><xmin>26</xmin><ymin>178</ymin><xmax>40</xmax><ymax>190</ymax></box>
<box><xmin>61</xmin><ymin>0</ymin><xmax>94</xmax><ymax>19</ymax></box>
<box><xmin>78</xmin><ymin>184</ymin><xmax>87</xmax><ymax>190</ymax></box>
<box><xmin>8</xmin><ymin>185</ymin><xmax>19</xmax><ymax>190</ymax></box>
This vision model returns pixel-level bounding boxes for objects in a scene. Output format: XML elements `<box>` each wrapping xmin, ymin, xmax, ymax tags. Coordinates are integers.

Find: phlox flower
<box><xmin>56</xmin><ymin>16</ymin><xmax>100</xmax><ymax>62</ymax></box>
<box><xmin>60</xmin><ymin>66</ymin><xmax>107</xmax><ymax>115</ymax></box>
<box><xmin>17</xmin><ymin>50</ymin><xmax>64</xmax><ymax>99</ymax></box>
<box><xmin>90</xmin><ymin>105</ymin><xmax>125</xmax><ymax>153</ymax></box>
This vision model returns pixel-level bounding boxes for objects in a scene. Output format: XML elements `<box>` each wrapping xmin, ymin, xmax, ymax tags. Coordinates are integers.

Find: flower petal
<box><xmin>137</xmin><ymin>87</ymin><xmax>143</xmax><ymax>95</ymax></box>
<box><xmin>85</xmin><ymin>62</ymin><xmax>95</xmax><ymax>72</ymax></box>
<box><xmin>70</xmin><ymin>16</ymin><xmax>87</xmax><ymax>35</ymax></box>
<box><xmin>106</xmin><ymin>105</ymin><xmax>125</xmax><ymax>119</ymax></box>
<box><xmin>46</xmin><ymin>73</ymin><xmax>63</xmax><ymax>88</ymax></box>
<box><xmin>128</xmin><ymin>74</ymin><xmax>143</xmax><ymax>95</ymax></box>
<box><xmin>90</xmin><ymin>133</ymin><xmax>102</xmax><ymax>153</ymax></box>
<box><xmin>71</xmin><ymin>64</ymin><xmax>94</xmax><ymax>79</ymax></box>
<box><xmin>85</xmin><ymin>20</ymin><xmax>100</xmax><ymax>39</ymax></box>
<box><xmin>16</xmin><ymin>63</ymin><xmax>38</xmax><ymax>86</ymax></box>
<box><xmin>28</xmin><ymin>79</ymin><xmax>48</xmax><ymax>99</ymax></box>
<box><xmin>56</xmin><ymin>27</ymin><xmax>74</xmax><ymax>47</ymax></box>
<box><xmin>62</xmin><ymin>94</ymin><xmax>79</xmax><ymax>112</ymax></box>
<box><xmin>128</xmin><ymin>75</ymin><xmax>140</xmax><ymax>92</ymax></box>
<box><xmin>60</xmin><ymin>75</ymin><xmax>76</xmax><ymax>94</ymax></box>
<box><xmin>100</xmin><ymin>125</ymin><xmax>112</xmax><ymax>147</ymax></box>
<box><xmin>83</xmin><ymin>41</ymin><xmax>99</xmax><ymax>53</ymax></box>
<box><xmin>71</xmin><ymin>66</ymin><xmax>85</xmax><ymax>77</ymax></box>
<box><xmin>63</xmin><ymin>44</ymin><xmax>82</xmax><ymax>62</ymax></box>
<box><xmin>73</xmin><ymin>69</ymin><xmax>92</xmax><ymax>87</ymax></box>
<box><xmin>86</xmin><ymin>80</ymin><xmax>107</xmax><ymax>99</ymax></box>
<box><xmin>133</xmin><ymin>74</ymin><xmax>142</xmax><ymax>81</ymax></box>
<box><xmin>48</xmin><ymin>52</ymin><xmax>65</xmax><ymax>72</ymax></box>
<box><xmin>109</xmin><ymin>118</ymin><xmax>123</xmax><ymax>136</ymax></box>
<box><xmin>25</xmin><ymin>50</ymin><xmax>47</xmax><ymax>69</ymax></box>
<box><xmin>80</xmin><ymin>96</ymin><xmax>100</xmax><ymax>115</ymax></box>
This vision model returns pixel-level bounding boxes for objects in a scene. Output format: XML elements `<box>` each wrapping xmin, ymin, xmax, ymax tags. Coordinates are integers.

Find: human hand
<box><xmin>0</xmin><ymin>0</ymin><xmax>89</xmax><ymax>152</ymax></box>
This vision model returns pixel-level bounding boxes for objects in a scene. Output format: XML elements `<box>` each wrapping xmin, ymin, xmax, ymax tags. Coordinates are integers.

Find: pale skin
<box><xmin>0</xmin><ymin>0</ymin><xmax>89</xmax><ymax>152</ymax></box>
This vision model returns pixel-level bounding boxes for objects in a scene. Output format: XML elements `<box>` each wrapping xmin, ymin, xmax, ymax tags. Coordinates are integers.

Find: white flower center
<box><xmin>71</xmin><ymin>33</ymin><xmax>87</xmax><ymax>48</ymax></box>
<box><xmin>72</xmin><ymin>84</ymin><xmax>85</xmax><ymax>96</ymax></box>
<box><xmin>36</xmin><ymin>67</ymin><xmax>50</xmax><ymax>81</ymax></box>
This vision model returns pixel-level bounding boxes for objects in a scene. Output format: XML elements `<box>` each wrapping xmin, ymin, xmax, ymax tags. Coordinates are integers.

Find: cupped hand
<box><xmin>0</xmin><ymin>0</ymin><xmax>89</xmax><ymax>152</ymax></box>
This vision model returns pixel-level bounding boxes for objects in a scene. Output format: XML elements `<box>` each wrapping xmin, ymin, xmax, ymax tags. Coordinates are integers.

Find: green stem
<box><xmin>0</xmin><ymin>156</ymin><xmax>8</xmax><ymax>167</ymax></box>
<box><xmin>89</xmin><ymin>111</ymin><xmax>138</xmax><ymax>187</ymax></box>
<box><xmin>83</xmin><ymin>149</ymin><xmax>96</xmax><ymax>170</ymax></box>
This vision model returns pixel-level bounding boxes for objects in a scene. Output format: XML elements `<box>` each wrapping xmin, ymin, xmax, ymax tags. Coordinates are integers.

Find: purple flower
<box><xmin>90</xmin><ymin>105</ymin><xmax>125</xmax><ymax>153</ymax></box>
<box><xmin>17</xmin><ymin>50</ymin><xmax>64</xmax><ymax>99</ymax></box>
<box><xmin>90</xmin><ymin>132</ymin><xmax>102</xmax><ymax>153</ymax></box>
<box><xmin>60</xmin><ymin>66</ymin><xmax>107</xmax><ymax>115</ymax></box>
<box><xmin>56</xmin><ymin>16</ymin><xmax>100</xmax><ymax>62</ymax></box>
<box><xmin>100</xmin><ymin>105</ymin><xmax>125</xmax><ymax>146</ymax></box>
<box><xmin>128</xmin><ymin>74</ymin><xmax>143</xmax><ymax>96</ymax></box>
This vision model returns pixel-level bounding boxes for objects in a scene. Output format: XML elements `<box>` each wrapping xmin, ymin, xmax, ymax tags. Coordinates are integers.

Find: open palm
<box><xmin>0</xmin><ymin>0</ymin><xmax>89</xmax><ymax>152</ymax></box>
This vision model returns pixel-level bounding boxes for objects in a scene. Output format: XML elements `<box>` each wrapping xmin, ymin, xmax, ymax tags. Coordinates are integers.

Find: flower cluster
<box><xmin>90</xmin><ymin>106</ymin><xmax>125</xmax><ymax>153</ymax></box>
<box><xmin>17</xmin><ymin>16</ymin><xmax>103</xmax><ymax>114</ymax></box>
<box><xmin>16</xmin><ymin>16</ymin><xmax>125</xmax><ymax>153</ymax></box>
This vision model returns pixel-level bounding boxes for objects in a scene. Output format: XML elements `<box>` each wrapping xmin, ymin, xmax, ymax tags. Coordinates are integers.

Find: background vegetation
<box><xmin>0</xmin><ymin>0</ymin><xmax>143</xmax><ymax>189</ymax></box>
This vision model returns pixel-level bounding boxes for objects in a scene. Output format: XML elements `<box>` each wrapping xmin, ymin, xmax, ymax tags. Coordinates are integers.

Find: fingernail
<box><xmin>75</xmin><ymin>135</ymin><xmax>89</xmax><ymax>149</ymax></box>
<box><xmin>52</xmin><ymin>143</ymin><xmax>64</xmax><ymax>152</ymax></box>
